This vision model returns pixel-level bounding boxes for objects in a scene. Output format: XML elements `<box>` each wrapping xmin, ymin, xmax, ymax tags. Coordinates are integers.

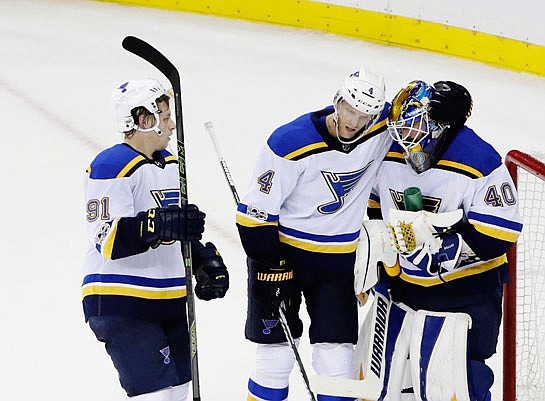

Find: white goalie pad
<box><xmin>409</xmin><ymin>310</ymin><xmax>472</xmax><ymax>401</ymax></box>
<box><xmin>387</xmin><ymin>209</ymin><xmax>464</xmax><ymax>254</ymax></box>
<box><xmin>355</xmin><ymin>220</ymin><xmax>398</xmax><ymax>297</ymax></box>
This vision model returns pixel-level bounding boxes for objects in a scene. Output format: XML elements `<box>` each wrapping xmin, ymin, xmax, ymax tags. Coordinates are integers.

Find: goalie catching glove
<box><xmin>249</xmin><ymin>258</ymin><xmax>294</xmax><ymax>318</ymax></box>
<box><xmin>137</xmin><ymin>204</ymin><xmax>205</xmax><ymax>247</ymax></box>
<box><xmin>387</xmin><ymin>209</ymin><xmax>469</xmax><ymax>275</ymax></box>
<box><xmin>193</xmin><ymin>242</ymin><xmax>229</xmax><ymax>300</ymax></box>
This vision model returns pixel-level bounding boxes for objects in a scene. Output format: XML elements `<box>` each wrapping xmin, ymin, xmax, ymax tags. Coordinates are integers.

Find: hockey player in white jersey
<box><xmin>236</xmin><ymin>67</ymin><xmax>392</xmax><ymax>401</ymax></box>
<box><xmin>354</xmin><ymin>80</ymin><xmax>522</xmax><ymax>401</ymax></box>
<box><xmin>82</xmin><ymin>79</ymin><xmax>229</xmax><ymax>401</ymax></box>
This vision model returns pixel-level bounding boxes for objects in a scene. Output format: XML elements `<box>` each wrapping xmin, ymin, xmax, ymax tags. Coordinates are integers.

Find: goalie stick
<box><xmin>204</xmin><ymin>121</ymin><xmax>316</xmax><ymax>401</ymax></box>
<box><xmin>122</xmin><ymin>36</ymin><xmax>202</xmax><ymax>401</ymax></box>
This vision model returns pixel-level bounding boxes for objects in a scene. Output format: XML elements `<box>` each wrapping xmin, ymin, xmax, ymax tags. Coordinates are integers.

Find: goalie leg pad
<box><xmin>409</xmin><ymin>310</ymin><xmax>472</xmax><ymax>401</ymax></box>
<box><xmin>248</xmin><ymin>343</ymin><xmax>295</xmax><ymax>401</ymax></box>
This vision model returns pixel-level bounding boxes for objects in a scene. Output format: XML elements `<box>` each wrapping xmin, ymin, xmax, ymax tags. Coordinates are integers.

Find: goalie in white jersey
<box><xmin>82</xmin><ymin>79</ymin><xmax>229</xmax><ymax>401</ymax></box>
<box><xmin>353</xmin><ymin>80</ymin><xmax>522</xmax><ymax>401</ymax></box>
<box><xmin>236</xmin><ymin>67</ymin><xmax>392</xmax><ymax>401</ymax></box>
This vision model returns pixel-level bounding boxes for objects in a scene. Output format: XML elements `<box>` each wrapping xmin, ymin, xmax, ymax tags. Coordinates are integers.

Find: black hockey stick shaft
<box><xmin>204</xmin><ymin>121</ymin><xmax>316</xmax><ymax>401</ymax></box>
<box><xmin>122</xmin><ymin>36</ymin><xmax>201</xmax><ymax>401</ymax></box>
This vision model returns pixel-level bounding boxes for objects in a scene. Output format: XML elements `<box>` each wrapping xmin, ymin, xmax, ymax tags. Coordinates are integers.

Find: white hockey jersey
<box><xmin>370</xmin><ymin>126</ymin><xmax>523</xmax><ymax>289</ymax></box>
<box><xmin>236</xmin><ymin>106</ymin><xmax>392</xmax><ymax>268</ymax></box>
<box><xmin>82</xmin><ymin>143</ymin><xmax>186</xmax><ymax>321</ymax></box>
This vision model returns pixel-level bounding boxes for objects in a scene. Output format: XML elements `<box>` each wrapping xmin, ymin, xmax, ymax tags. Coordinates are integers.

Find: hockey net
<box><xmin>504</xmin><ymin>150</ymin><xmax>545</xmax><ymax>401</ymax></box>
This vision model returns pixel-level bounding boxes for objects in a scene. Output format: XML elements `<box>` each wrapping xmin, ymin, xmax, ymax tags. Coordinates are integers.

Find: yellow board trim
<box><xmin>98</xmin><ymin>0</ymin><xmax>545</xmax><ymax>77</ymax></box>
<box><xmin>399</xmin><ymin>255</ymin><xmax>506</xmax><ymax>287</ymax></box>
<box><xmin>279</xmin><ymin>233</ymin><xmax>358</xmax><ymax>253</ymax></box>
<box><xmin>82</xmin><ymin>285</ymin><xmax>187</xmax><ymax>299</ymax></box>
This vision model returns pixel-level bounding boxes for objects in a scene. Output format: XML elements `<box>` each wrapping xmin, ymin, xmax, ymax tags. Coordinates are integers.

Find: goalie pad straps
<box><xmin>410</xmin><ymin>310</ymin><xmax>472</xmax><ymax>401</ymax></box>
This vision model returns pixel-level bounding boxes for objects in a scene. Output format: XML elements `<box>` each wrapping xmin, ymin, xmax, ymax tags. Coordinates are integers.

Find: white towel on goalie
<box><xmin>355</xmin><ymin>297</ymin><xmax>472</xmax><ymax>401</ymax></box>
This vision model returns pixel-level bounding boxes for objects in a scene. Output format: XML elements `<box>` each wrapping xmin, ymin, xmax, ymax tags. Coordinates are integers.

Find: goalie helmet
<box><xmin>112</xmin><ymin>79</ymin><xmax>168</xmax><ymax>133</ymax></box>
<box><xmin>332</xmin><ymin>67</ymin><xmax>386</xmax><ymax>144</ymax></box>
<box><xmin>387</xmin><ymin>80</ymin><xmax>450</xmax><ymax>173</ymax></box>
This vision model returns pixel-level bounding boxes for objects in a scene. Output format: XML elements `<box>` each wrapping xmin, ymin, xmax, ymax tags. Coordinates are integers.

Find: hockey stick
<box><xmin>204</xmin><ymin>121</ymin><xmax>316</xmax><ymax>401</ymax></box>
<box><xmin>122</xmin><ymin>36</ymin><xmax>201</xmax><ymax>401</ymax></box>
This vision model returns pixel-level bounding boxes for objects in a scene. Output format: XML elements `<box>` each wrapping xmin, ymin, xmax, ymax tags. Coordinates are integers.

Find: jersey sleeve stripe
<box><xmin>468</xmin><ymin>211</ymin><xmax>523</xmax><ymax>232</ymax></box>
<box><xmin>236</xmin><ymin>203</ymin><xmax>279</xmax><ymax>223</ymax></box>
<box><xmin>236</xmin><ymin>214</ymin><xmax>278</xmax><ymax>228</ymax></box>
<box><xmin>100</xmin><ymin>218</ymin><xmax>119</xmax><ymax>259</ymax></box>
<box><xmin>471</xmin><ymin>224</ymin><xmax>520</xmax><ymax>242</ymax></box>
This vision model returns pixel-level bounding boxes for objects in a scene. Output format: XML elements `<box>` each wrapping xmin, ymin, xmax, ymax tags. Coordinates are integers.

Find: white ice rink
<box><xmin>1</xmin><ymin>1</ymin><xmax>544</xmax><ymax>400</ymax></box>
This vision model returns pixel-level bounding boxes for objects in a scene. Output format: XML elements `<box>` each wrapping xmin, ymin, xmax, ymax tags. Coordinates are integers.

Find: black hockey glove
<box><xmin>249</xmin><ymin>258</ymin><xmax>294</xmax><ymax>317</ymax></box>
<box><xmin>137</xmin><ymin>204</ymin><xmax>205</xmax><ymax>247</ymax></box>
<box><xmin>193</xmin><ymin>242</ymin><xmax>229</xmax><ymax>301</ymax></box>
<box><xmin>429</xmin><ymin>81</ymin><xmax>473</xmax><ymax>128</ymax></box>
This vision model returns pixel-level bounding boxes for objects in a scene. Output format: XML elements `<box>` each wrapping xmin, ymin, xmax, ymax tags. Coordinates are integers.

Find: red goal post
<box><xmin>504</xmin><ymin>150</ymin><xmax>545</xmax><ymax>401</ymax></box>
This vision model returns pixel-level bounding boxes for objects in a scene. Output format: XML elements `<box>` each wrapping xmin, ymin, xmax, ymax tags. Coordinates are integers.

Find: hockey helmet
<box><xmin>113</xmin><ymin>79</ymin><xmax>168</xmax><ymax>133</ymax></box>
<box><xmin>332</xmin><ymin>67</ymin><xmax>386</xmax><ymax>144</ymax></box>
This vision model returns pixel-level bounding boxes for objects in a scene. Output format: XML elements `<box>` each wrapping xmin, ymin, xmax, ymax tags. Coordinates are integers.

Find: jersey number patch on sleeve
<box><xmin>484</xmin><ymin>183</ymin><xmax>516</xmax><ymax>207</ymax></box>
<box><xmin>258</xmin><ymin>170</ymin><xmax>275</xmax><ymax>194</ymax></box>
<box><xmin>86</xmin><ymin>197</ymin><xmax>111</xmax><ymax>222</ymax></box>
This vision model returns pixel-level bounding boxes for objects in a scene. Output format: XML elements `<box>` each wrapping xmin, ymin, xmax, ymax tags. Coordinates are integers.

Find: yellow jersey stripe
<box><xmin>165</xmin><ymin>155</ymin><xmax>177</xmax><ymax>162</ymax></box>
<box><xmin>399</xmin><ymin>255</ymin><xmax>507</xmax><ymax>286</ymax></box>
<box><xmin>236</xmin><ymin>214</ymin><xmax>278</xmax><ymax>228</ymax></box>
<box><xmin>102</xmin><ymin>218</ymin><xmax>119</xmax><ymax>260</ymax></box>
<box><xmin>473</xmin><ymin>223</ymin><xmax>520</xmax><ymax>242</ymax></box>
<box><xmin>436</xmin><ymin>160</ymin><xmax>484</xmax><ymax>178</ymax></box>
<box><xmin>82</xmin><ymin>285</ymin><xmax>187</xmax><ymax>299</ymax></box>
<box><xmin>117</xmin><ymin>155</ymin><xmax>146</xmax><ymax>178</ymax></box>
<box><xmin>284</xmin><ymin>142</ymin><xmax>328</xmax><ymax>160</ymax></box>
<box><xmin>279</xmin><ymin>233</ymin><xmax>358</xmax><ymax>253</ymax></box>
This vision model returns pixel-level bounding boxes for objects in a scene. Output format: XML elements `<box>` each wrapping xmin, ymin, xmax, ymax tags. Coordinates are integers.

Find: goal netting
<box><xmin>504</xmin><ymin>150</ymin><xmax>545</xmax><ymax>401</ymax></box>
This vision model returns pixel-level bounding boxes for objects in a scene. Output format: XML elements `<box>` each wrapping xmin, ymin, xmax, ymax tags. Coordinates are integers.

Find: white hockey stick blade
<box><xmin>310</xmin><ymin>375</ymin><xmax>382</xmax><ymax>400</ymax></box>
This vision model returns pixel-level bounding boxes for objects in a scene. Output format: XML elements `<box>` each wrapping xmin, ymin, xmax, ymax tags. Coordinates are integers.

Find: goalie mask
<box><xmin>332</xmin><ymin>67</ymin><xmax>386</xmax><ymax>144</ymax></box>
<box><xmin>387</xmin><ymin>80</ymin><xmax>449</xmax><ymax>174</ymax></box>
<box><xmin>113</xmin><ymin>79</ymin><xmax>168</xmax><ymax>134</ymax></box>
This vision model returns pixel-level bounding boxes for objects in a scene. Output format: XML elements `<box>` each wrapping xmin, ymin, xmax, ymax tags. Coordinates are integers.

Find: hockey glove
<box><xmin>429</xmin><ymin>81</ymin><xmax>473</xmax><ymax>128</ymax></box>
<box><xmin>137</xmin><ymin>204</ymin><xmax>205</xmax><ymax>246</ymax></box>
<box><xmin>402</xmin><ymin>233</ymin><xmax>463</xmax><ymax>277</ymax></box>
<box><xmin>249</xmin><ymin>258</ymin><xmax>294</xmax><ymax>318</ymax></box>
<box><xmin>193</xmin><ymin>242</ymin><xmax>229</xmax><ymax>301</ymax></box>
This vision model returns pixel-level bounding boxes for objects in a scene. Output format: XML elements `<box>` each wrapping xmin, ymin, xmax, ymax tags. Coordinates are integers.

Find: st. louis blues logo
<box><xmin>262</xmin><ymin>319</ymin><xmax>279</xmax><ymax>335</ymax></box>
<box><xmin>389</xmin><ymin>188</ymin><xmax>442</xmax><ymax>212</ymax></box>
<box><xmin>159</xmin><ymin>346</ymin><xmax>171</xmax><ymax>364</ymax></box>
<box><xmin>151</xmin><ymin>189</ymin><xmax>180</xmax><ymax>208</ymax></box>
<box><xmin>318</xmin><ymin>162</ymin><xmax>373</xmax><ymax>214</ymax></box>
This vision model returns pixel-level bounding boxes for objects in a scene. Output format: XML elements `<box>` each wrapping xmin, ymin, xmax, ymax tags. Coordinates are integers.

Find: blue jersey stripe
<box><xmin>279</xmin><ymin>225</ymin><xmax>359</xmax><ymax>243</ymax></box>
<box><xmin>248</xmin><ymin>379</ymin><xmax>288</xmax><ymax>401</ymax></box>
<box><xmin>237</xmin><ymin>203</ymin><xmax>279</xmax><ymax>223</ymax></box>
<box><xmin>468</xmin><ymin>211</ymin><xmax>523</xmax><ymax>232</ymax></box>
<box><xmin>82</xmin><ymin>274</ymin><xmax>186</xmax><ymax>288</ymax></box>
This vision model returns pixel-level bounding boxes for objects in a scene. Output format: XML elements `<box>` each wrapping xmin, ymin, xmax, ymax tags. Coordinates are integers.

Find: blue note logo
<box><xmin>159</xmin><ymin>346</ymin><xmax>171</xmax><ymax>364</ymax></box>
<box><xmin>318</xmin><ymin>162</ymin><xmax>373</xmax><ymax>214</ymax></box>
<box><xmin>262</xmin><ymin>319</ymin><xmax>279</xmax><ymax>335</ymax></box>
<box><xmin>151</xmin><ymin>189</ymin><xmax>180</xmax><ymax>208</ymax></box>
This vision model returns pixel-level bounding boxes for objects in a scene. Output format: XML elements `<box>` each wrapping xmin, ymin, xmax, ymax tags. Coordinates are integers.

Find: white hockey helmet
<box><xmin>333</xmin><ymin>68</ymin><xmax>386</xmax><ymax>143</ymax></box>
<box><xmin>112</xmin><ymin>79</ymin><xmax>168</xmax><ymax>133</ymax></box>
